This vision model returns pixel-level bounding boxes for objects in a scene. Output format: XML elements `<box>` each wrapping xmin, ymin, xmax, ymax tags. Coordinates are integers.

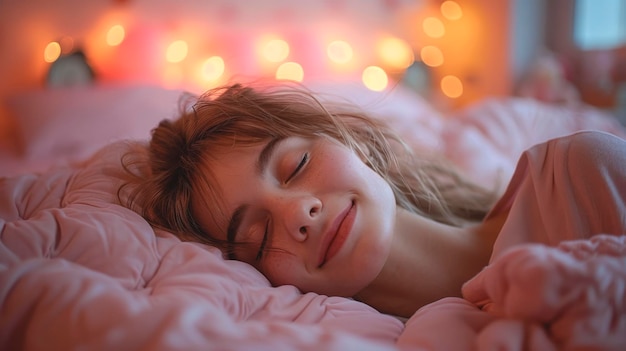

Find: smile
<box><xmin>317</xmin><ymin>201</ymin><xmax>356</xmax><ymax>267</ymax></box>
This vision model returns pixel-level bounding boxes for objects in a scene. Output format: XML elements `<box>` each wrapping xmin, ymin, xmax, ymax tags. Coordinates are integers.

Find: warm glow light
<box><xmin>44</xmin><ymin>41</ymin><xmax>61</xmax><ymax>63</ymax></box>
<box><xmin>166</xmin><ymin>40</ymin><xmax>188</xmax><ymax>63</ymax></box>
<box><xmin>441</xmin><ymin>75</ymin><xmax>463</xmax><ymax>98</ymax></box>
<box><xmin>378</xmin><ymin>37</ymin><xmax>414</xmax><ymax>69</ymax></box>
<box><xmin>276</xmin><ymin>62</ymin><xmax>304</xmax><ymax>81</ymax></box>
<box><xmin>420</xmin><ymin>46</ymin><xmax>444</xmax><ymax>67</ymax></box>
<box><xmin>264</xmin><ymin>39</ymin><xmax>290</xmax><ymax>62</ymax></box>
<box><xmin>362</xmin><ymin>66</ymin><xmax>388</xmax><ymax>91</ymax></box>
<box><xmin>106</xmin><ymin>25</ymin><xmax>126</xmax><ymax>46</ymax></box>
<box><xmin>201</xmin><ymin>56</ymin><xmax>225</xmax><ymax>81</ymax></box>
<box><xmin>441</xmin><ymin>1</ymin><xmax>463</xmax><ymax>20</ymax></box>
<box><xmin>423</xmin><ymin>17</ymin><xmax>446</xmax><ymax>38</ymax></box>
<box><xmin>327</xmin><ymin>40</ymin><xmax>353</xmax><ymax>64</ymax></box>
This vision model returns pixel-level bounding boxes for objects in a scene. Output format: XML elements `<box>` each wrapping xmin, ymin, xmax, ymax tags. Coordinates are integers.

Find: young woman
<box><xmin>123</xmin><ymin>82</ymin><xmax>626</xmax><ymax>318</ymax></box>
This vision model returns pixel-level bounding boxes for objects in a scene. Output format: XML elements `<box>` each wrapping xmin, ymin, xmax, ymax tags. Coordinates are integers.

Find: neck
<box><xmin>354</xmin><ymin>208</ymin><xmax>503</xmax><ymax>318</ymax></box>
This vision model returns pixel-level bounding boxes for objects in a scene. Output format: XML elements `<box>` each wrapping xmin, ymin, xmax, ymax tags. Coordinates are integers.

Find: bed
<box><xmin>1</xmin><ymin>80</ymin><xmax>626</xmax><ymax>350</ymax></box>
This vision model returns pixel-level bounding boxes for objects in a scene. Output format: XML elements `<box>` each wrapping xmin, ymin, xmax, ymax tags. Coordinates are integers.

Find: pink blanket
<box><xmin>2</xmin><ymin>89</ymin><xmax>626</xmax><ymax>350</ymax></box>
<box><xmin>0</xmin><ymin>143</ymin><xmax>403</xmax><ymax>350</ymax></box>
<box><xmin>399</xmin><ymin>234</ymin><xmax>626</xmax><ymax>350</ymax></box>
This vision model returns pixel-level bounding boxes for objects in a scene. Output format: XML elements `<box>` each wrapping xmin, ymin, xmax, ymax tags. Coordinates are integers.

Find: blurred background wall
<box><xmin>0</xmin><ymin>0</ymin><xmax>624</xmax><ymax>111</ymax></box>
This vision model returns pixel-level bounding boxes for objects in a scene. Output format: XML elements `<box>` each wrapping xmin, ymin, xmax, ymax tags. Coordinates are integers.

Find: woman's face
<box><xmin>194</xmin><ymin>136</ymin><xmax>396</xmax><ymax>296</ymax></box>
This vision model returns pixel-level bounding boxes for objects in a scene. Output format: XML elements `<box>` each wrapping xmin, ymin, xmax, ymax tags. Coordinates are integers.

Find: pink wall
<box><xmin>0</xmin><ymin>1</ymin><xmax>418</xmax><ymax>89</ymax></box>
<box><xmin>0</xmin><ymin>0</ymin><xmax>512</xmax><ymax>111</ymax></box>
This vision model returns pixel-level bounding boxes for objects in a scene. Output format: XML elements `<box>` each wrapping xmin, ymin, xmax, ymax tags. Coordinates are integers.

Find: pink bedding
<box><xmin>1</xmin><ymin>85</ymin><xmax>626</xmax><ymax>350</ymax></box>
<box><xmin>399</xmin><ymin>234</ymin><xmax>626</xmax><ymax>350</ymax></box>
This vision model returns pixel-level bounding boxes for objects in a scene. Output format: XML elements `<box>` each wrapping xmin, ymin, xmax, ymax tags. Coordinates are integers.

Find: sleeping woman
<box><xmin>122</xmin><ymin>82</ymin><xmax>626</xmax><ymax>318</ymax></box>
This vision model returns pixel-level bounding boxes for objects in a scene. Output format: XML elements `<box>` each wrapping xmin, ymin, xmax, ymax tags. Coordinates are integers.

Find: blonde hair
<box><xmin>121</xmin><ymin>82</ymin><xmax>496</xmax><ymax>255</ymax></box>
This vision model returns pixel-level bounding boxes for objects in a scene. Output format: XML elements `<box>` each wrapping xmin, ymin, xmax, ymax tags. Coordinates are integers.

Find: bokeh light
<box><xmin>420</xmin><ymin>46</ymin><xmax>444</xmax><ymax>67</ymax></box>
<box><xmin>441</xmin><ymin>75</ymin><xmax>463</xmax><ymax>98</ymax></box>
<box><xmin>166</xmin><ymin>40</ymin><xmax>188</xmax><ymax>63</ymax></box>
<box><xmin>106</xmin><ymin>25</ymin><xmax>126</xmax><ymax>46</ymax></box>
<box><xmin>264</xmin><ymin>39</ymin><xmax>290</xmax><ymax>62</ymax></box>
<box><xmin>44</xmin><ymin>41</ymin><xmax>61</xmax><ymax>63</ymax></box>
<box><xmin>423</xmin><ymin>17</ymin><xmax>445</xmax><ymax>38</ymax></box>
<box><xmin>201</xmin><ymin>56</ymin><xmax>225</xmax><ymax>81</ymax></box>
<box><xmin>362</xmin><ymin>66</ymin><xmax>388</xmax><ymax>91</ymax></box>
<box><xmin>327</xmin><ymin>40</ymin><xmax>353</xmax><ymax>64</ymax></box>
<box><xmin>276</xmin><ymin>62</ymin><xmax>304</xmax><ymax>81</ymax></box>
<box><xmin>441</xmin><ymin>1</ymin><xmax>463</xmax><ymax>20</ymax></box>
<box><xmin>378</xmin><ymin>37</ymin><xmax>414</xmax><ymax>69</ymax></box>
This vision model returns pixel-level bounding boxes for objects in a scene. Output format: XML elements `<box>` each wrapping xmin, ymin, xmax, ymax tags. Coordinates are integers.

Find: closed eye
<box><xmin>255</xmin><ymin>219</ymin><xmax>270</xmax><ymax>261</ymax></box>
<box><xmin>285</xmin><ymin>153</ymin><xmax>309</xmax><ymax>183</ymax></box>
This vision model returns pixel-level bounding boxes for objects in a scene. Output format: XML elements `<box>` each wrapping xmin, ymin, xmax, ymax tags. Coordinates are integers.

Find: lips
<box><xmin>317</xmin><ymin>201</ymin><xmax>356</xmax><ymax>267</ymax></box>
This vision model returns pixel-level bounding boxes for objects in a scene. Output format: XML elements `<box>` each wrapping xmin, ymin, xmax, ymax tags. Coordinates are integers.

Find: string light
<box><xmin>263</xmin><ymin>39</ymin><xmax>290</xmax><ymax>62</ymax></box>
<box><xmin>166</xmin><ymin>40</ymin><xmax>188</xmax><ymax>63</ymax></box>
<box><xmin>441</xmin><ymin>1</ymin><xmax>463</xmax><ymax>20</ymax></box>
<box><xmin>327</xmin><ymin>40</ymin><xmax>353</xmax><ymax>64</ymax></box>
<box><xmin>276</xmin><ymin>62</ymin><xmax>303</xmax><ymax>81</ymax></box>
<box><xmin>106</xmin><ymin>25</ymin><xmax>126</xmax><ymax>46</ymax></box>
<box><xmin>423</xmin><ymin>17</ymin><xmax>445</xmax><ymax>38</ymax></box>
<box><xmin>441</xmin><ymin>75</ymin><xmax>463</xmax><ymax>98</ymax></box>
<box><xmin>44</xmin><ymin>41</ymin><xmax>61</xmax><ymax>63</ymax></box>
<box><xmin>201</xmin><ymin>56</ymin><xmax>225</xmax><ymax>82</ymax></box>
<box><xmin>39</xmin><ymin>12</ymin><xmax>468</xmax><ymax>98</ymax></box>
<box><xmin>377</xmin><ymin>37</ymin><xmax>414</xmax><ymax>69</ymax></box>
<box><xmin>420</xmin><ymin>46</ymin><xmax>444</xmax><ymax>67</ymax></box>
<box><xmin>362</xmin><ymin>66</ymin><xmax>388</xmax><ymax>91</ymax></box>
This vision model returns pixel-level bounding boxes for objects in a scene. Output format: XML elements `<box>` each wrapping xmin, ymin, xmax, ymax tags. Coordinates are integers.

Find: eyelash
<box><xmin>255</xmin><ymin>220</ymin><xmax>270</xmax><ymax>261</ymax></box>
<box><xmin>285</xmin><ymin>153</ymin><xmax>309</xmax><ymax>183</ymax></box>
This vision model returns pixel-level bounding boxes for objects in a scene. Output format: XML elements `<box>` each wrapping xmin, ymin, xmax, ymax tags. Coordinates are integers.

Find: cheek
<box><xmin>318</xmin><ymin>151</ymin><xmax>377</xmax><ymax>188</ymax></box>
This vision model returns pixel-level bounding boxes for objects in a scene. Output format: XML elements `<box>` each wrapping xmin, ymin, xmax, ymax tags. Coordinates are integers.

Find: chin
<box><xmin>334</xmin><ymin>234</ymin><xmax>394</xmax><ymax>297</ymax></box>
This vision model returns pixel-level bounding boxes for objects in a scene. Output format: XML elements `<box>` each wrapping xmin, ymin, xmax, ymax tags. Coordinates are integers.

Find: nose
<box><xmin>275</xmin><ymin>193</ymin><xmax>321</xmax><ymax>242</ymax></box>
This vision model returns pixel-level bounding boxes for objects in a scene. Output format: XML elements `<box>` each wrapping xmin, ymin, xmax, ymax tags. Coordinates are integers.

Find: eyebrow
<box><xmin>256</xmin><ymin>138</ymin><xmax>283</xmax><ymax>175</ymax></box>
<box><xmin>226</xmin><ymin>138</ymin><xmax>284</xmax><ymax>259</ymax></box>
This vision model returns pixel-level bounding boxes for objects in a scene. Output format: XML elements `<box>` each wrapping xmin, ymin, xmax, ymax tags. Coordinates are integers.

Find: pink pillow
<box><xmin>6</xmin><ymin>82</ymin><xmax>444</xmax><ymax>162</ymax></box>
<box><xmin>6</xmin><ymin>85</ymin><xmax>184</xmax><ymax>161</ymax></box>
